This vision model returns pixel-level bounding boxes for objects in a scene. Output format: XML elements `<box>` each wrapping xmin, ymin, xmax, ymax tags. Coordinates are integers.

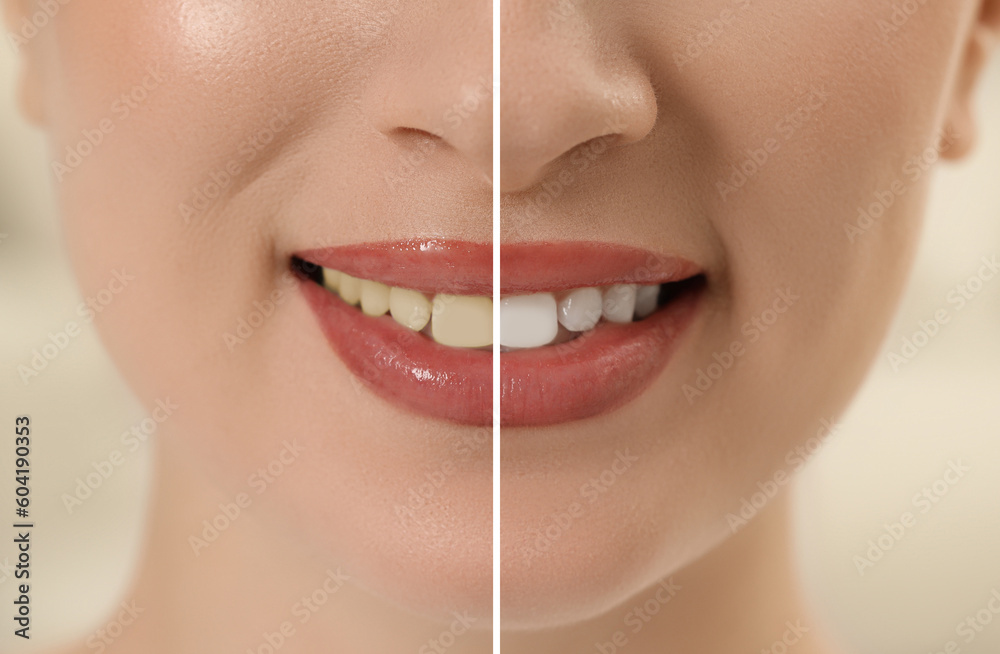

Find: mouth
<box><xmin>293</xmin><ymin>240</ymin><xmax>704</xmax><ymax>427</ymax></box>
<box><xmin>499</xmin><ymin>242</ymin><xmax>705</xmax><ymax>427</ymax></box>
<box><xmin>294</xmin><ymin>240</ymin><xmax>493</xmax><ymax>426</ymax></box>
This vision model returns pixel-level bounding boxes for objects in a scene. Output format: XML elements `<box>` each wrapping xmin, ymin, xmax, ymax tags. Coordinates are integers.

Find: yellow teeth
<box><xmin>321</xmin><ymin>267</ymin><xmax>492</xmax><ymax>348</ymax></box>
<box><xmin>431</xmin><ymin>294</ymin><xmax>493</xmax><ymax>348</ymax></box>
<box><xmin>322</xmin><ymin>268</ymin><xmax>340</xmax><ymax>293</ymax></box>
<box><xmin>360</xmin><ymin>280</ymin><xmax>391</xmax><ymax>317</ymax></box>
<box><xmin>338</xmin><ymin>273</ymin><xmax>362</xmax><ymax>306</ymax></box>
<box><xmin>389</xmin><ymin>287</ymin><xmax>432</xmax><ymax>331</ymax></box>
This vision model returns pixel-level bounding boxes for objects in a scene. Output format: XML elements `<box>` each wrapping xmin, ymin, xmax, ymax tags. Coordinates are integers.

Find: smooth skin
<box><xmin>7</xmin><ymin>0</ymin><xmax>492</xmax><ymax>652</ymax></box>
<box><xmin>500</xmin><ymin>0</ymin><xmax>999</xmax><ymax>651</ymax></box>
<box><xmin>5</xmin><ymin>0</ymin><xmax>999</xmax><ymax>651</ymax></box>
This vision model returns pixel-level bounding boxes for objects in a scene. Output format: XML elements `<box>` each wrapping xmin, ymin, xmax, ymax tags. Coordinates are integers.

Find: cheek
<box><xmin>721</xmin><ymin>2</ymin><xmax>964</xmax><ymax>406</ymax></box>
<box><xmin>631</xmin><ymin>0</ymin><xmax>969</xmax><ymax>413</ymax></box>
<box><xmin>41</xmin><ymin>0</ymin><xmax>334</xmax><ymax>517</ymax></box>
<box><xmin>40</xmin><ymin>0</ymin><xmax>381</xmax><ymax>490</ymax></box>
<box><xmin>634</xmin><ymin>1</ymin><xmax>968</xmax><ymax>268</ymax></box>
<box><xmin>44</xmin><ymin>0</ymin><xmax>365</xmax><ymax>397</ymax></box>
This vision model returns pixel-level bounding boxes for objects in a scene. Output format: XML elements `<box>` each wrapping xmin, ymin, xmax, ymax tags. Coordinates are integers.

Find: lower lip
<box><xmin>299</xmin><ymin>280</ymin><xmax>492</xmax><ymax>426</ymax></box>
<box><xmin>501</xmin><ymin>284</ymin><xmax>702</xmax><ymax>427</ymax></box>
<box><xmin>299</xmin><ymin>274</ymin><xmax>702</xmax><ymax>428</ymax></box>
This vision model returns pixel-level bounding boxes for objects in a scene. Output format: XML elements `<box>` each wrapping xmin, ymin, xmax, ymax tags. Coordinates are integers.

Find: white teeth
<box><xmin>634</xmin><ymin>285</ymin><xmax>659</xmax><ymax>319</ymax></box>
<box><xmin>360</xmin><ymin>280</ymin><xmax>391</xmax><ymax>317</ymax></box>
<box><xmin>500</xmin><ymin>293</ymin><xmax>559</xmax><ymax>348</ymax></box>
<box><xmin>557</xmin><ymin>288</ymin><xmax>603</xmax><ymax>332</ymax></box>
<box><xmin>338</xmin><ymin>272</ymin><xmax>362</xmax><ymax>306</ymax></box>
<box><xmin>317</xmin><ymin>266</ymin><xmax>669</xmax><ymax>350</ymax></box>
<box><xmin>389</xmin><ymin>287</ymin><xmax>432</xmax><ymax>331</ymax></box>
<box><xmin>431</xmin><ymin>294</ymin><xmax>493</xmax><ymax>348</ymax></box>
<box><xmin>602</xmin><ymin>284</ymin><xmax>637</xmax><ymax>323</ymax></box>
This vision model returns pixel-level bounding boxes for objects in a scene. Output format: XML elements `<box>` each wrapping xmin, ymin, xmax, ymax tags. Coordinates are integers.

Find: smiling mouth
<box><xmin>293</xmin><ymin>240</ymin><xmax>705</xmax><ymax>427</ymax></box>
<box><xmin>293</xmin><ymin>258</ymin><xmax>696</xmax><ymax>352</ymax></box>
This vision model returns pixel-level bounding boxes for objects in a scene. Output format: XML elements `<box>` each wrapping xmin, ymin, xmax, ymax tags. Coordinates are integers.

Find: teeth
<box><xmin>634</xmin><ymin>284</ymin><xmax>659</xmax><ymax>319</ymax></box>
<box><xmin>360</xmin><ymin>280</ymin><xmax>391</xmax><ymax>317</ymax></box>
<box><xmin>389</xmin><ymin>287</ymin><xmax>432</xmax><ymax>331</ymax></box>
<box><xmin>501</xmin><ymin>293</ymin><xmax>559</xmax><ymax>348</ymax></box>
<box><xmin>557</xmin><ymin>287</ymin><xmax>603</xmax><ymax>332</ymax></box>
<box><xmin>602</xmin><ymin>284</ymin><xmax>637</xmax><ymax>323</ymax></box>
<box><xmin>431</xmin><ymin>294</ymin><xmax>493</xmax><ymax>348</ymax></box>
<box><xmin>338</xmin><ymin>273</ymin><xmax>362</xmax><ymax>306</ymax></box>
<box><xmin>323</xmin><ymin>269</ymin><xmax>340</xmax><ymax>293</ymax></box>
<box><xmin>322</xmin><ymin>267</ymin><xmax>490</xmax><ymax>346</ymax></box>
<box><xmin>316</xmin><ymin>266</ymin><xmax>667</xmax><ymax>350</ymax></box>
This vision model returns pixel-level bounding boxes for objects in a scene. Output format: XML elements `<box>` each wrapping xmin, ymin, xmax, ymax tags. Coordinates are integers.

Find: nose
<box><xmin>500</xmin><ymin>0</ymin><xmax>657</xmax><ymax>193</ymax></box>
<box><xmin>362</xmin><ymin>0</ymin><xmax>493</xmax><ymax>185</ymax></box>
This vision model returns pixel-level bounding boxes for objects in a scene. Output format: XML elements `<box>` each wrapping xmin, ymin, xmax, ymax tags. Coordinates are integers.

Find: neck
<box><xmin>98</xmin><ymin>437</ymin><xmax>493</xmax><ymax>654</ymax></box>
<box><xmin>502</xmin><ymin>490</ymin><xmax>838</xmax><ymax>654</ymax></box>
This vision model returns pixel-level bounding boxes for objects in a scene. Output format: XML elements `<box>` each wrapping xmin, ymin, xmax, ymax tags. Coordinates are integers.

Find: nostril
<box><xmin>391</xmin><ymin>126</ymin><xmax>444</xmax><ymax>140</ymax></box>
<box><xmin>564</xmin><ymin>132</ymin><xmax>626</xmax><ymax>165</ymax></box>
<box><xmin>386</xmin><ymin>126</ymin><xmax>446</xmax><ymax>148</ymax></box>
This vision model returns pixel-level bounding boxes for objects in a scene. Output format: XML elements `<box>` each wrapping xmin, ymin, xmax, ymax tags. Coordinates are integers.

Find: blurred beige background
<box><xmin>1</xmin><ymin>30</ymin><xmax>999</xmax><ymax>654</ymax></box>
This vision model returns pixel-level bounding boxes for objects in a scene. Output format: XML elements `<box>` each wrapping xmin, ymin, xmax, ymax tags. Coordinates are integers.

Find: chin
<box><xmin>499</xmin><ymin>458</ymin><xmax>728</xmax><ymax>630</ymax></box>
<box><xmin>269</xmin><ymin>409</ymin><xmax>496</xmax><ymax>626</ymax></box>
<box><xmin>347</xmin><ymin>519</ymin><xmax>495</xmax><ymax>625</ymax></box>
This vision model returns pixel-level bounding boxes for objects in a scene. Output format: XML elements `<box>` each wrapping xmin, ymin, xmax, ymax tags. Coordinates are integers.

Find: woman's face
<box><xmin>13</xmin><ymin>0</ymin><xmax>494</xmax><ymax>620</ymax></box>
<box><xmin>10</xmin><ymin>0</ymin><xmax>992</xmax><ymax>628</ymax></box>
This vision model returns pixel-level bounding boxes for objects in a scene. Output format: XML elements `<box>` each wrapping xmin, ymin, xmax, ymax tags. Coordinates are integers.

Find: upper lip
<box><xmin>500</xmin><ymin>241</ymin><xmax>702</xmax><ymax>293</ymax></box>
<box><xmin>297</xmin><ymin>239</ymin><xmax>491</xmax><ymax>295</ymax></box>
<box><xmin>297</xmin><ymin>240</ymin><xmax>703</xmax><ymax>295</ymax></box>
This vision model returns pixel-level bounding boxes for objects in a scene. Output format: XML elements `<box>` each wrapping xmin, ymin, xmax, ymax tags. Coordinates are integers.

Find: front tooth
<box><xmin>338</xmin><ymin>273</ymin><xmax>362</xmax><ymax>306</ymax></box>
<box><xmin>634</xmin><ymin>285</ymin><xmax>659</xmax><ymax>319</ymax></box>
<box><xmin>322</xmin><ymin>267</ymin><xmax>340</xmax><ymax>293</ymax></box>
<box><xmin>431</xmin><ymin>295</ymin><xmax>492</xmax><ymax>348</ymax></box>
<box><xmin>500</xmin><ymin>293</ymin><xmax>558</xmax><ymax>348</ymax></box>
<box><xmin>360</xmin><ymin>280</ymin><xmax>391</xmax><ymax>316</ymax></box>
<box><xmin>558</xmin><ymin>287</ymin><xmax>603</xmax><ymax>332</ymax></box>
<box><xmin>603</xmin><ymin>284</ymin><xmax>637</xmax><ymax>323</ymax></box>
<box><xmin>389</xmin><ymin>287</ymin><xmax>431</xmax><ymax>331</ymax></box>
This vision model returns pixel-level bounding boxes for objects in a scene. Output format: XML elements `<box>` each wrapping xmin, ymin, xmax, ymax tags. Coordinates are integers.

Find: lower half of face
<box><xmin>39</xmin><ymin>0</ymin><xmax>495</xmax><ymax>623</ymax></box>
<box><xmin>496</xmin><ymin>0</ymin><xmax>974</xmax><ymax>628</ymax></box>
<box><xmin>35</xmin><ymin>0</ymin><xmax>978</xmax><ymax>630</ymax></box>
<box><xmin>59</xmin><ymin>214</ymin><xmax>497</xmax><ymax>620</ymax></box>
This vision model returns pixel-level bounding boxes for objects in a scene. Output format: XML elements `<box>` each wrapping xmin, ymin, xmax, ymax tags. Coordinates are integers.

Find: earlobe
<box><xmin>4</xmin><ymin>0</ymin><xmax>48</xmax><ymax>127</ymax></box>
<box><xmin>942</xmin><ymin>0</ymin><xmax>1000</xmax><ymax>160</ymax></box>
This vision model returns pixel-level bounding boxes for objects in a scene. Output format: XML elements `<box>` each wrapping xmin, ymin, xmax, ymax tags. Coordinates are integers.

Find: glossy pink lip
<box><xmin>501</xmin><ymin>242</ymin><xmax>703</xmax><ymax>427</ymax></box>
<box><xmin>299</xmin><ymin>239</ymin><xmax>491</xmax><ymax>296</ymax></box>
<box><xmin>500</xmin><ymin>242</ymin><xmax>702</xmax><ymax>294</ymax></box>
<box><xmin>294</xmin><ymin>240</ymin><xmax>703</xmax><ymax>427</ymax></box>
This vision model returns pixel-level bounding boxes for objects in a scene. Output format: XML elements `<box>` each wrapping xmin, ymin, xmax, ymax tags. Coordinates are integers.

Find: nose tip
<box><xmin>499</xmin><ymin>84</ymin><xmax>657</xmax><ymax>192</ymax></box>
<box><xmin>437</xmin><ymin>77</ymin><xmax>496</xmax><ymax>183</ymax></box>
<box><xmin>362</xmin><ymin>2</ymin><xmax>493</xmax><ymax>185</ymax></box>
<box><xmin>368</xmin><ymin>76</ymin><xmax>494</xmax><ymax>185</ymax></box>
<box><xmin>499</xmin><ymin>5</ymin><xmax>658</xmax><ymax>194</ymax></box>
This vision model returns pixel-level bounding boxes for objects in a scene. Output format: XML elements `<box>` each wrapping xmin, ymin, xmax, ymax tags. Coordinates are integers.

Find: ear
<box><xmin>942</xmin><ymin>0</ymin><xmax>1000</xmax><ymax>159</ymax></box>
<box><xmin>4</xmin><ymin>0</ymin><xmax>48</xmax><ymax>126</ymax></box>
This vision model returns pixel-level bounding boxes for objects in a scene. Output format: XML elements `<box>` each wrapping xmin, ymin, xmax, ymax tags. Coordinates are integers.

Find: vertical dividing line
<box><xmin>492</xmin><ymin>0</ymin><xmax>501</xmax><ymax>648</ymax></box>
